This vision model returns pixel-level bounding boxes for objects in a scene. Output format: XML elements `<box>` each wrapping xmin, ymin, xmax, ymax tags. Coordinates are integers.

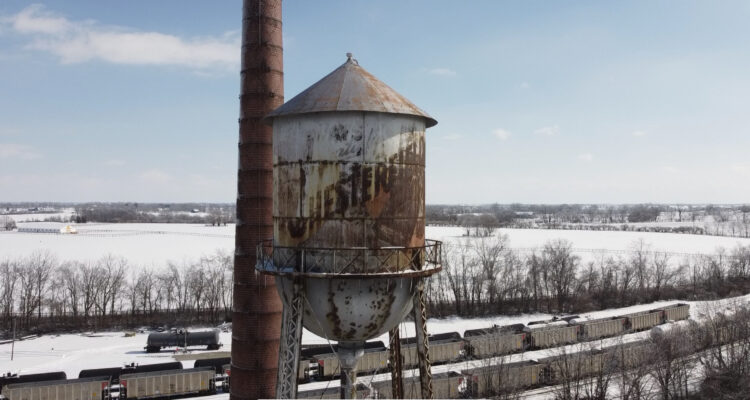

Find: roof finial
<box><xmin>345</xmin><ymin>52</ymin><xmax>358</xmax><ymax>65</ymax></box>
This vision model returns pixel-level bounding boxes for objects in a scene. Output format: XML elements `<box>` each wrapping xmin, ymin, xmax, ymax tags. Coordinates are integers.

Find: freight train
<box><xmin>0</xmin><ymin>362</ymin><xmax>221</xmax><ymax>400</ymax></box>
<box><xmin>0</xmin><ymin>303</ymin><xmax>690</xmax><ymax>400</ymax></box>
<box><xmin>298</xmin><ymin>303</ymin><xmax>689</xmax><ymax>381</ymax></box>
<box><xmin>297</xmin><ymin>303</ymin><xmax>720</xmax><ymax>399</ymax></box>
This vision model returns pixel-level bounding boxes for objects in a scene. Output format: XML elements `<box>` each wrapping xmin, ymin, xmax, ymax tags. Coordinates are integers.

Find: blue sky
<box><xmin>1</xmin><ymin>1</ymin><xmax>749</xmax><ymax>204</ymax></box>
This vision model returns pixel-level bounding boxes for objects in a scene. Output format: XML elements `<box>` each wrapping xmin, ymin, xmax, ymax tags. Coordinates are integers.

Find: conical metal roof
<box><xmin>266</xmin><ymin>54</ymin><xmax>437</xmax><ymax>127</ymax></box>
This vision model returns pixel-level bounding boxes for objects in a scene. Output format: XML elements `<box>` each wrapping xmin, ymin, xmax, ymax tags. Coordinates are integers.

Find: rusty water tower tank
<box><xmin>258</xmin><ymin>53</ymin><xmax>441</xmax><ymax>398</ymax></box>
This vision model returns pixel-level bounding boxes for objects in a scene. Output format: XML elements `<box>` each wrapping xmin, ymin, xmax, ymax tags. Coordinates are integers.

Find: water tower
<box><xmin>256</xmin><ymin>54</ymin><xmax>442</xmax><ymax>399</ymax></box>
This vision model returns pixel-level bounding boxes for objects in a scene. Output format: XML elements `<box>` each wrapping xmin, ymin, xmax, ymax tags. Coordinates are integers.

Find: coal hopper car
<box><xmin>371</xmin><ymin>372</ymin><xmax>463</xmax><ymax>399</ymax></box>
<box><xmin>464</xmin><ymin>323</ymin><xmax>528</xmax><ymax>358</ymax></box>
<box><xmin>1</xmin><ymin>376</ymin><xmax>108</xmax><ymax>400</ymax></box>
<box><xmin>0</xmin><ymin>372</ymin><xmax>67</xmax><ymax>392</ymax></box>
<box><xmin>400</xmin><ymin>332</ymin><xmax>463</xmax><ymax>367</ymax></box>
<box><xmin>313</xmin><ymin>341</ymin><xmax>389</xmax><ymax>379</ymax></box>
<box><xmin>118</xmin><ymin>367</ymin><xmax>215</xmax><ymax>400</ymax></box>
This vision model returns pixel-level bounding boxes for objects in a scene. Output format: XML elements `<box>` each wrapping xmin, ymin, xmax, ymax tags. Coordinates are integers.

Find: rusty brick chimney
<box><xmin>231</xmin><ymin>1</ymin><xmax>283</xmax><ymax>399</ymax></box>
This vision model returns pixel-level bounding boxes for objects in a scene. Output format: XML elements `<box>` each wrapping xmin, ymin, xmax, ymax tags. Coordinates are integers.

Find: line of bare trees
<box><xmin>0</xmin><ymin>250</ymin><xmax>232</xmax><ymax>336</ymax></box>
<box><xmin>426</xmin><ymin>235</ymin><xmax>750</xmax><ymax>317</ymax></box>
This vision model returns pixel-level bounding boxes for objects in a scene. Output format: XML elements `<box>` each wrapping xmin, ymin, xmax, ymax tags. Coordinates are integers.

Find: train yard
<box><xmin>0</xmin><ymin>303</ymin><xmax>704</xmax><ymax>399</ymax></box>
<box><xmin>294</xmin><ymin>303</ymin><xmax>692</xmax><ymax>398</ymax></box>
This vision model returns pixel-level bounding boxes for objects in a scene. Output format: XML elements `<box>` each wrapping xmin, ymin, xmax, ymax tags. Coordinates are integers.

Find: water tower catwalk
<box><xmin>256</xmin><ymin>54</ymin><xmax>442</xmax><ymax>399</ymax></box>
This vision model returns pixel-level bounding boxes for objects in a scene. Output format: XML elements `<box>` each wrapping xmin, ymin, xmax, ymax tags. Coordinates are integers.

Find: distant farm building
<box><xmin>17</xmin><ymin>223</ymin><xmax>78</xmax><ymax>234</ymax></box>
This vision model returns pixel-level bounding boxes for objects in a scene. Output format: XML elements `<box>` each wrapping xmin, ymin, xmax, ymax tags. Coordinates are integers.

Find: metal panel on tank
<box><xmin>273</xmin><ymin>112</ymin><xmax>425</xmax><ymax>256</ymax></box>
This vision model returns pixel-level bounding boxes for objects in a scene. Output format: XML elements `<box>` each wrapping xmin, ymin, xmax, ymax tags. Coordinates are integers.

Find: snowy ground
<box><xmin>432</xmin><ymin>226</ymin><xmax>750</xmax><ymax>255</ymax></box>
<box><xmin>0</xmin><ymin>223</ymin><xmax>233</xmax><ymax>265</ymax></box>
<box><xmin>2</xmin><ymin>224</ymin><xmax>749</xmax><ymax>267</ymax></box>
<box><xmin>2</xmin><ymin>294</ymin><xmax>747</xmax><ymax>385</ymax></box>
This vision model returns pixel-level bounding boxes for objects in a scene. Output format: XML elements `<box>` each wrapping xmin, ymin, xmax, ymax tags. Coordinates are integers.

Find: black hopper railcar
<box><xmin>78</xmin><ymin>368</ymin><xmax>123</xmax><ymax>380</ymax></box>
<box><xmin>193</xmin><ymin>357</ymin><xmax>231</xmax><ymax>374</ymax></box>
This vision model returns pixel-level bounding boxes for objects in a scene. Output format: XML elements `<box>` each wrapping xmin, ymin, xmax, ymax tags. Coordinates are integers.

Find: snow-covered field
<box><xmin>0</xmin><ymin>223</ymin><xmax>234</xmax><ymax>265</ymax></box>
<box><xmin>432</xmin><ymin>226</ymin><xmax>750</xmax><ymax>255</ymax></box>
<box><xmin>2</xmin><ymin>223</ymin><xmax>749</xmax><ymax>267</ymax></box>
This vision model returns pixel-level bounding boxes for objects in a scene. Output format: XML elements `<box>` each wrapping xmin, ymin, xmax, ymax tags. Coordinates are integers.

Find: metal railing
<box><xmin>256</xmin><ymin>239</ymin><xmax>442</xmax><ymax>278</ymax></box>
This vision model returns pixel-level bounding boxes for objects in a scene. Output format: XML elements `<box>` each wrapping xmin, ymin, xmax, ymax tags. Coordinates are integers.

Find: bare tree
<box><xmin>0</xmin><ymin>259</ymin><xmax>19</xmax><ymax>321</ymax></box>
<box><xmin>58</xmin><ymin>261</ymin><xmax>83</xmax><ymax>317</ymax></box>
<box><xmin>648</xmin><ymin>324</ymin><xmax>696</xmax><ymax>400</ymax></box>
<box><xmin>132</xmin><ymin>268</ymin><xmax>158</xmax><ymax>313</ymax></box>
<box><xmin>651</xmin><ymin>252</ymin><xmax>678</xmax><ymax>301</ymax></box>
<box><xmin>474</xmin><ymin>234</ymin><xmax>509</xmax><ymax>311</ymax></box>
<box><xmin>614</xmin><ymin>342</ymin><xmax>653</xmax><ymax>400</ymax></box>
<box><xmin>478</xmin><ymin>213</ymin><xmax>499</xmax><ymax>237</ymax></box>
<box><xmin>28</xmin><ymin>251</ymin><xmax>56</xmax><ymax>320</ymax></box>
<box><xmin>526</xmin><ymin>252</ymin><xmax>550</xmax><ymax>312</ymax></box>
<box><xmin>94</xmin><ymin>255</ymin><xmax>128</xmax><ymax>316</ymax></box>
<box><xmin>80</xmin><ymin>262</ymin><xmax>100</xmax><ymax>318</ymax></box>
<box><xmin>729</xmin><ymin>245</ymin><xmax>750</xmax><ymax>279</ymax></box>
<box><xmin>543</xmin><ymin>239</ymin><xmax>579</xmax><ymax>313</ymax></box>
<box><xmin>629</xmin><ymin>239</ymin><xmax>651</xmax><ymax>300</ymax></box>
<box><xmin>442</xmin><ymin>241</ymin><xmax>474</xmax><ymax>315</ymax></box>
<box><xmin>617</xmin><ymin>261</ymin><xmax>636</xmax><ymax>306</ymax></box>
<box><xmin>696</xmin><ymin>304</ymin><xmax>750</xmax><ymax>398</ymax></box>
<box><xmin>550</xmin><ymin>343</ymin><xmax>589</xmax><ymax>400</ymax></box>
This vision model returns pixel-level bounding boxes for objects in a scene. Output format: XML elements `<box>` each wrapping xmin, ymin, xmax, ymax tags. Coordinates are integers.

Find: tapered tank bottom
<box><xmin>275</xmin><ymin>276</ymin><xmax>414</xmax><ymax>341</ymax></box>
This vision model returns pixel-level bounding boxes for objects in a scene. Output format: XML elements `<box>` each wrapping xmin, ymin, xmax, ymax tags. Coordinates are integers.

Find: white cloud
<box><xmin>4</xmin><ymin>5</ymin><xmax>239</xmax><ymax>72</ymax></box>
<box><xmin>9</xmin><ymin>4</ymin><xmax>72</xmax><ymax>35</ymax></box>
<box><xmin>731</xmin><ymin>163</ymin><xmax>750</xmax><ymax>176</ymax></box>
<box><xmin>520</xmin><ymin>82</ymin><xmax>530</xmax><ymax>89</ymax></box>
<box><xmin>493</xmin><ymin>128</ymin><xmax>511</xmax><ymax>140</ymax></box>
<box><xmin>139</xmin><ymin>169</ymin><xmax>171</xmax><ymax>184</ymax></box>
<box><xmin>534</xmin><ymin>125</ymin><xmax>560</xmax><ymax>136</ymax></box>
<box><xmin>0</xmin><ymin>143</ymin><xmax>41</xmax><ymax>159</ymax></box>
<box><xmin>661</xmin><ymin>166</ymin><xmax>679</xmax><ymax>174</ymax></box>
<box><xmin>578</xmin><ymin>153</ymin><xmax>593</xmax><ymax>162</ymax></box>
<box><xmin>632</xmin><ymin>130</ymin><xmax>647</xmax><ymax>137</ymax></box>
<box><xmin>105</xmin><ymin>159</ymin><xmax>125</xmax><ymax>167</ymax></box>
<box><xmin>427</xmin><ymin>67</ymin><xmax>457</xmax><ymax>77</ymax></box>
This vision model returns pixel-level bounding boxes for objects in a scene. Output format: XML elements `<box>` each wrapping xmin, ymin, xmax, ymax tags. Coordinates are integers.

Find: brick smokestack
<box><xmin>231</xmin><ymin>1</ymin><xmax>283</xmax><ymax>399</ymax></box>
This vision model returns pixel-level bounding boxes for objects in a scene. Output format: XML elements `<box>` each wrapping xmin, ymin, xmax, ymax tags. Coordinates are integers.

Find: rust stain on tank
<box><xmin>326</xmin><ymin>282</ymin><xmax>343</xmax><ymax>339</ymax></box>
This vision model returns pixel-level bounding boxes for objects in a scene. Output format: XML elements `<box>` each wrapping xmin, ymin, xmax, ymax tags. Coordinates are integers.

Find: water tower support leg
<box><xmin>389</xmin><ymin>327</ymin><xmax>404</xmax><ymax>399</ymax></box>
<box><xmin>276</xmin><ymin>281</ymin><xmax>304</xmax><ymax>399</ymax></box>
<box><xmin>412</xmin><ymin>279</ymin><xmax>433</xmax><ymax>399</ymax></box>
